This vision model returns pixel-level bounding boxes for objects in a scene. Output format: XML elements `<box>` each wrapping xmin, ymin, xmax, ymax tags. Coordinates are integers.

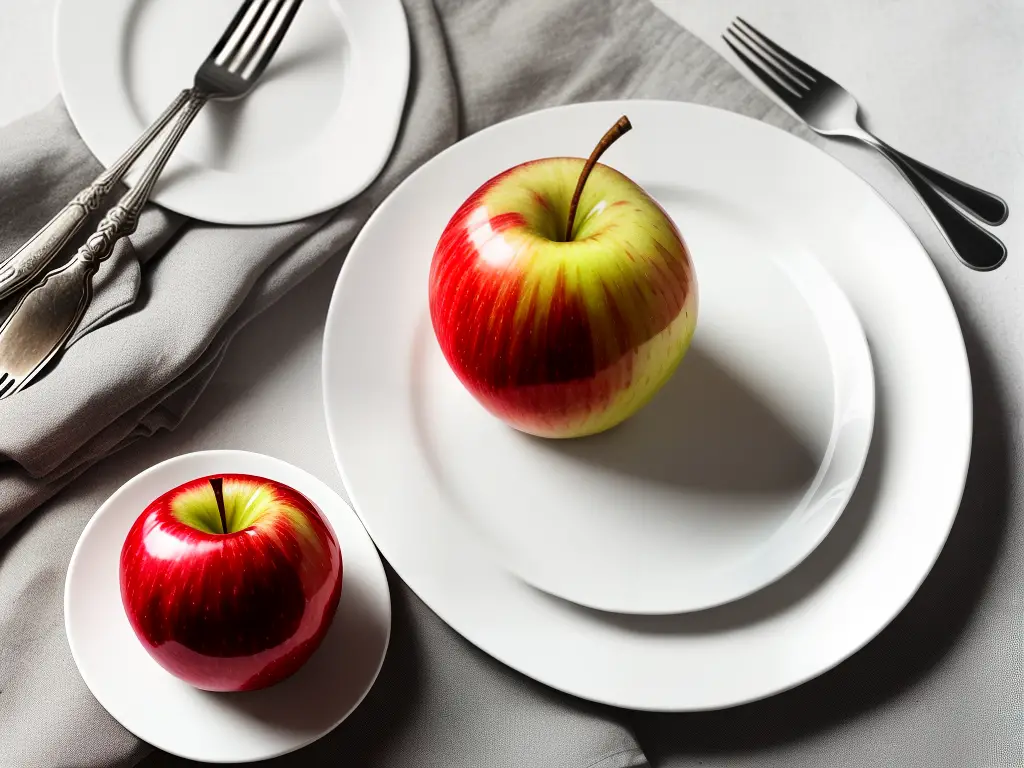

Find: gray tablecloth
<box><xmin>0</xmin><ymin>0</ymin><xmax>809</xmax><ymax>766</ymax></box>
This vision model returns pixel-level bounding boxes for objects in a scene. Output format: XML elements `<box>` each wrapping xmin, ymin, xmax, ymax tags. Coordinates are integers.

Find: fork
<box><xmin>724</xmin><ymin>17</ymin><xmax>1007</xmax><ymax>272</ymax></box>
<box><xmin>0</xmin><ymin>0</ymin><xmax>304</xmax><ymax>399</ymax></box>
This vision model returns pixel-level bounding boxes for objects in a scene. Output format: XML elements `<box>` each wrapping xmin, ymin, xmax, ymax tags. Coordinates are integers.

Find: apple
<box><xmin>119</xmin><ymin>473</ymin><xmax>343</xmax><ymax>692</ymax></box>
<box><xmin>429</xmin><ymin>116</ymin><xmax>698</xmax><ymax>438</ymax></box>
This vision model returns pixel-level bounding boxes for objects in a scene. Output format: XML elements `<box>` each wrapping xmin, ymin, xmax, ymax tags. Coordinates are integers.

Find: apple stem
<box><xmin>564</xmin><ymin>115</ymin><xmax>632</xmax><ymax>242</ymax></box>
<box><xmin>210</xmin><ymin>478</ymin><xmax>228</xmax><ymax>535</ymax></box>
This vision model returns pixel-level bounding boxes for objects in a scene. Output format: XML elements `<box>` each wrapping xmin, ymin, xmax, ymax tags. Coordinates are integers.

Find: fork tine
<box><xmin>735</xmin><ymin>18</ymin><xmax>824</xmax><ymax>82</ymax></box>
<box><xmin>726</xmin><ymin>27</ymin><xmax>807</xmax><ymax>94</ymax></box>
<box><xmin>730</xmin><ymin>24</ymin><xmax>813</xmax><ymax>88</ymax></box>
<box><xmin>216</xmin><ymin>0</ymin><xmax>269</xmax><ymax>66</ymax></box>
<box><xmin>209</xmin><ymin>0</ymin><xmax>261</xmax><ymax>61</ymax></box>
<box><xmin>228</xmin><ymin>0</ymin><xmax>283</xmax><ymax>73</ymax></box>
<box><xmin>243</xmin><ymin>0</ymin><xmax>304</xmax><ymax>82</ymax></box>
<box><xmin>723</xmin><ymin>32</ymin><xmax>803</xmax><ymax>105</ymax></box>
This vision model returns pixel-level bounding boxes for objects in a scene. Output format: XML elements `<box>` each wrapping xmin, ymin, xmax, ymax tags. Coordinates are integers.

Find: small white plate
<box><xmin>55</xmin><ymin>0</ymin><xmax>409</xmax><ymax>224</ymax></box>
<box><xmin>323</xmin><ymin>100</ymin><xmax>972</xmax><ymax>710</ymax></box>
<box><xmin>65</xmin><ymin>450</ymin><xmax>391</xmax><ymax>763</ymax></box>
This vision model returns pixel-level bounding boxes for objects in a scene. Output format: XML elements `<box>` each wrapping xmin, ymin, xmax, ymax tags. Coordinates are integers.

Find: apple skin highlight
<box><xmin>119</xmin><ymin>474</ymin><xmax>343</xmax><ymax>692</ymax></box>
<box><xmin>429</xmin><ymin>157</ymin><xmax>698</xmax><ymax>438</ymax></box>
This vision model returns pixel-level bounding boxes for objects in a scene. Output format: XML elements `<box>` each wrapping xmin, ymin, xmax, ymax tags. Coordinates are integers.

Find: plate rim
<box><xmin>52</xmin><ymin>0</ymin><xmax>411</xmax><ymax>225</ymax></box>
<box><xmin>322</xmin><ymin>98</ymin><xmax>973</xmax><ymax>710</ymax></box>
<box><xmin>63</xmin><ymin>449</ymin><xmax>392</xmax><ymax>762</ymax></box>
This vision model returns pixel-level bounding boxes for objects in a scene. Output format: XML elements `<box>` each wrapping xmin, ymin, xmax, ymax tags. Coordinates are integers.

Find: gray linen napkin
<box><xmin>0</xmin><ymin>0</ymin><xmax>800</xmax><ymax>765</ymax></box>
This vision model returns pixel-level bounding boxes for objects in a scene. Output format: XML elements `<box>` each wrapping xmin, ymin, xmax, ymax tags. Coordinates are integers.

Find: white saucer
<box><xmin>55</xmin><ymin>0</ymin><xmax>409</xmax><ymax>224</ymax></box>
<box><xmin>65</xmin><ymin>450</ymin><xmax>391</xmax><ymax>763</ymax></box>
<box><xmin>323</xmin><ymin>100</ymin><xmax>972</xmax><ymax>710</ymax></box>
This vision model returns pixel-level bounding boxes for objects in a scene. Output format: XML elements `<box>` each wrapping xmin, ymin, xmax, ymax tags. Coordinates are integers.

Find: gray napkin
<box><xmin>0</xmin><ymin>0</ymin><xmax>800</xmax><ymax>765</ymax></box>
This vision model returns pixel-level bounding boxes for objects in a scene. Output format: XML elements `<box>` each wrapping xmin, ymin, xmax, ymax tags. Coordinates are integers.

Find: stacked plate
<box><xmin>322</xmin><ymin>99</ymin><xmax>972</xmax><ymax>711</ymax></box>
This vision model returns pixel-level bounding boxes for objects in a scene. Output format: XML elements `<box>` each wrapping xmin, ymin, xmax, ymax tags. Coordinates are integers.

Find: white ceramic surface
<box><xmin>322</xmin><ymin>100</ymin><xmax>972</xmax><ymax>711</ymax></box>
<box><xmin>64</xmin><ymin>450</ymin><xmax>391</xmax><ymax>763</ymax></box>
<box><xmin>54</xmin><ymin>0</ymin><xmax>409</xmax><ymax>225</ymax></box>
<box><xmin>414</xmin><ymin>162</ymin><xmax>875</xmax><ymax>615</ymax></box>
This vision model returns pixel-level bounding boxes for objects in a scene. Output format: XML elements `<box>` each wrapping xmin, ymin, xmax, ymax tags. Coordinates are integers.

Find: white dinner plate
<box><xmin>55</xmin><ymin>0</ymin><xmax>409</xmax><ymax>225</ymax></box>
<box><xmin>65</xmin><ymin>450</ymin><xmax>391</xmax><ymax>763</ymax></box>
<box><xmin>323</xmin><ymin>100</ymin><xmax>971</xmax><ymax>709</ymax></box>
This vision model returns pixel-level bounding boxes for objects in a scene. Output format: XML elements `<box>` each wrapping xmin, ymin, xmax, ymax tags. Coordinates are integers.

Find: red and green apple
<box><xmin>119</xmin><ymin>473</ymin><xmax>343</xmax><ymax>692</ymax></box>
<box><xmin>429</xmin><ymin>116</ymin><xmax>698</xmax><ymax>438</ymax></box>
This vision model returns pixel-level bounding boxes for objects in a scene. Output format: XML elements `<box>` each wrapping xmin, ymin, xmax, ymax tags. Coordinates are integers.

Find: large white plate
<box><xmin>55</xmin><ymin>0</ymin><xmax>409</xmax><ymax>225</ymax></box>
<box><xmin>323</xmin><ymin>101</ymin><xmax>972</xmax><ymax>710</ymax></box>
<box><xmin>65</xmin><ymin>450</ymin><xmax>391</xmax><ymax>763</ymax></box>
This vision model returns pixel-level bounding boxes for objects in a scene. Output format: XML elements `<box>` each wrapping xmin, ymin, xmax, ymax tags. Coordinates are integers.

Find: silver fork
<box><xmin>0</xmin><ymin>0</ymin><xmax>304</xmax><ymax>399</ymax></box>
<box><xmin>724</xmin><ymin>17</ymin><xmax>1007</xmax><ymax>272</ymax></box>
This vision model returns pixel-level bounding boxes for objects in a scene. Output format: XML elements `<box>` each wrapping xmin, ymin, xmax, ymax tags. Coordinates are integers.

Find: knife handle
<box><xmin>0</xmin><ymin>201</ymin><xmax>92</xmax><ymax>301</ymax></box>
<box><xmin>0</xmin><ymin>88</ymin><xmax>193</xmax><ymax>302</ymax></box>
<box><xmin>0</xmin><ymin>93</ymin><xmax>207</xmax><ymax>399</ymax></box>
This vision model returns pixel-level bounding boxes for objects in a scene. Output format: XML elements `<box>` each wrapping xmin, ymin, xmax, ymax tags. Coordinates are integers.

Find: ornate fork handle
<box><xmin>0</xmin><ymin>88</ymin><xmax>194</xmax><ymax>302</ymax></box>
<box><xmin>72</xmin><ymin>93</ymin><xmax>209</xmax><ymax>274</ymax></box>
<box><xmin>0</xmin><ymin>93</ymin><xmax>211</xmax><ymax>394</ymax></box>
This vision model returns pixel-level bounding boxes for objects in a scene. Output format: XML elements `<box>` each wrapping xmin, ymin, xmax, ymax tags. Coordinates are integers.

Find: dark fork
<box><xmin>0</xmin><ymin>0</ymin><xmax>304</xmax><ymax>399</ymax></box>
<box><xmin>724</xmin><ymin>17</ymin><xmax>1007</xmax><ymax>271</ymax></box>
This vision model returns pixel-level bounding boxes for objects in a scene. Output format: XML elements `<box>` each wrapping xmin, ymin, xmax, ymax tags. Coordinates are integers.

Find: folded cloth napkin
<box><xmin>0</xmin><ymin>0</ymin><xmax>801</xmax><ymax>765</ymax></box>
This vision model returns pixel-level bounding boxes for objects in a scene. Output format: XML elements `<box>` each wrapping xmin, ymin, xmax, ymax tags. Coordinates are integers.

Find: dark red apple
<box><xmin>119</xmin><ymin>473</ymin><xmax>343</xmax><ymax>692</ymax></box>
<box><xmin>429</xmin><ymin>116</ymin><xmax>698</xmax><ymax>438</ymax></box>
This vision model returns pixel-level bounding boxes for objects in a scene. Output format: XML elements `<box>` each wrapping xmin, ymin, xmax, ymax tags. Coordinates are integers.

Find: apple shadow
<box><xmin>251</xmin><ymin>569</ymin><xmax>425</xmax><ymax>766</ymax></box>
<box><xmin>529</xmin><ymin>341</ymin><xmax>821</xmax><ymax>497</ymax></box>
<box><xmin>537</xmin><ymin>354</ymin><xmax>883</xmax><ymax>633</ymax></box>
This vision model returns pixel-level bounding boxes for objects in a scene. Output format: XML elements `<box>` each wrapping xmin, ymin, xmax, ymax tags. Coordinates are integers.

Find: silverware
<box><xmin>0</xmin><ymin>0</ymin><xmax>304</xmax><ymax>399</ymax></box>
<box><xmin>0</xmin><ymin>91</ymin><xmax>191</xmax><ymax>302</ymax></box>
<box><xmin>724</xmin><ymin>17</ymin><xmax>1007</xmax><ymax>272</ymax></box>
